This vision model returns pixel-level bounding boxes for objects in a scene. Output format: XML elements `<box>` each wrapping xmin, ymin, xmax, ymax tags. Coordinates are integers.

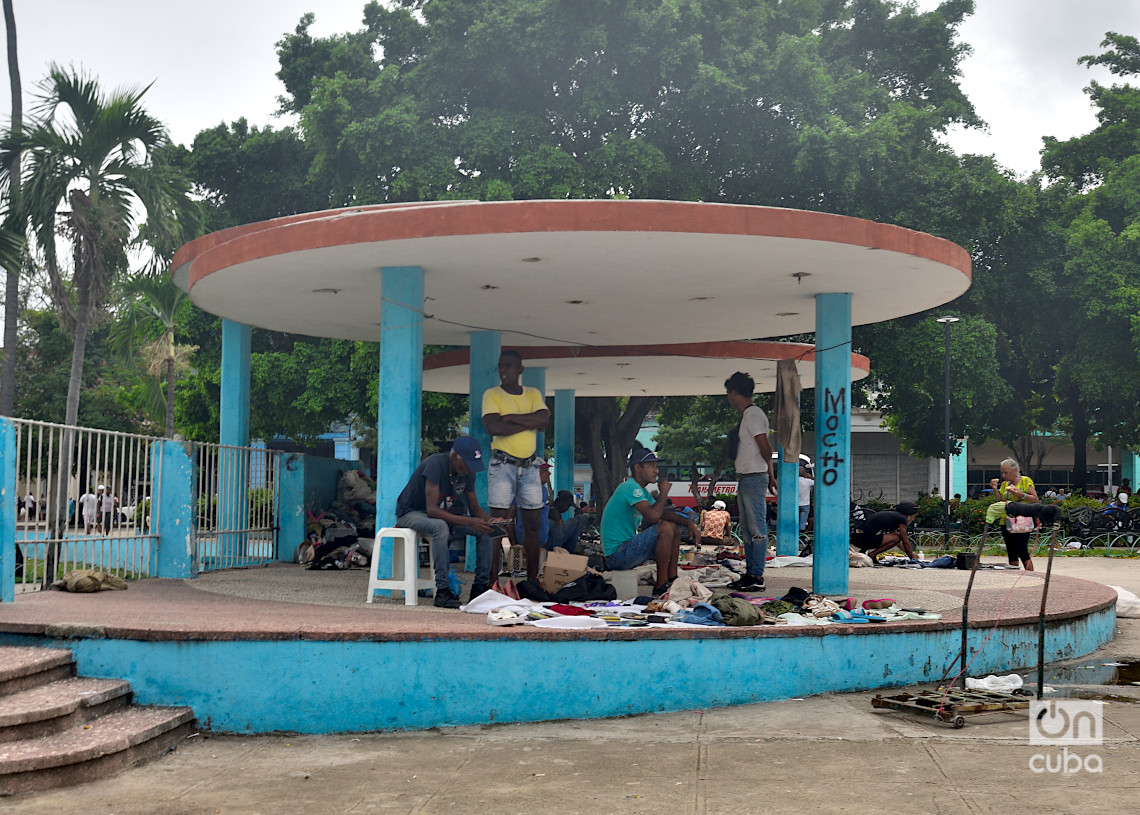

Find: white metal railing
<box><xmin>194</xmin><ymin>442</ymin><xmax>280</xmax><ymax>571</ymax></box>
<box><xmin>12</xmin><ymin>419</ymin><xmax>162</xmax><ymax>590</ymax></box>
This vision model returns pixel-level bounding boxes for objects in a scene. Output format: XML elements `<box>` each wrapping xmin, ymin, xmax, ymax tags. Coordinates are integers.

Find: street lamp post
<box><xmin>936</xmin><ymin>316</ymin><xmax>959</xmax><ymax>549</ymax></box>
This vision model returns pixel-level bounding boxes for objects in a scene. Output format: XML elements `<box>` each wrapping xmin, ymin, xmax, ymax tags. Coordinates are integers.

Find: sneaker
<box><xmin>433</xmin><ymin>587</ymin><xmax>461</xmax><ymax>609</ymax></box>
<box><xmin>728</xmin><ymin>574</ymin><xmax>765</xmax><ymax>592</ymax></box>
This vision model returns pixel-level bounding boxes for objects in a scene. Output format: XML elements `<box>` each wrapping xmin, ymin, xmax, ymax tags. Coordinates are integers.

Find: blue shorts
<box><xmin>487</xmin><ymin>458</ymin><xmax>544</xmax><ymax>510</ymax></box>
<box><xmin>604</xmin><ymin>525</ymin><xmax>660</xmax><ymax>571</ymax></box>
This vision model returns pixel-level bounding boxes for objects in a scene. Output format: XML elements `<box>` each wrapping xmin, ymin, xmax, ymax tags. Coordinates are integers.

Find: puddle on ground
<box><xmin>1020</xmin><ymin>659</ymin><xmax>1140</xmax><ymax>687</ymax></box>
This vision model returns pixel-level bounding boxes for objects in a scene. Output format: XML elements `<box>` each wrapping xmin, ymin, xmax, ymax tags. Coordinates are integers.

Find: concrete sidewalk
<box><xmin>5</xmin><ymin>556</ymin><xmax>1140</xmax><ymax>814</ymax></box>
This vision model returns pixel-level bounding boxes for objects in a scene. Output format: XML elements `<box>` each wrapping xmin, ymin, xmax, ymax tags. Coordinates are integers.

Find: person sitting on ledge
<box><xmin>600</xmin><ymin>448</ymin><xmax>701</xmax><ymax>596</ymax></box>
<box><xmin>851</xmin><ymin>501</ymin><xmax>920</xmax><ymax>562</ymax></box>
<box><xmin>395</xmin><ymin>436</ymin><xmax>504</xmax><ymax>608</ymax></box>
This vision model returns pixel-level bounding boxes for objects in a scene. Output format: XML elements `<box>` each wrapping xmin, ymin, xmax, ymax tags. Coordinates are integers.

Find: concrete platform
<box><xmin>0</xmin><ymin>559</ymin><xmax>1117</xmax><ymax>733</ymax></box>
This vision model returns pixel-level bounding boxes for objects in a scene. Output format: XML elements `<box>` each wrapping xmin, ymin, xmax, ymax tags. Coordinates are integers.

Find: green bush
<box><xmin>914</xmin><ymin>495</ymin><xmax>945</xmax><ymax>527</ymax></box>
<box><xmin>954</xmin><ymin>495</ymin><xmax>1002</xmax><ymax>534</ymax></box>
<box><xmin>250</xmin><ymin>487</ymin><xmax>275</xmax><ymax>519</ymax></box>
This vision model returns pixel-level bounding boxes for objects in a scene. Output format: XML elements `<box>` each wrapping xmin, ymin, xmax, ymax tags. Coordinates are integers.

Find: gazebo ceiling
<box><xmin>422</xmin><ymin>341</ymin><xmax>870</xmax><ymax>397</ymax></box>
<box><xmin>172</xmin><ymin>199</ymin><xmax>970</xmax><ymax>345</ymax></box>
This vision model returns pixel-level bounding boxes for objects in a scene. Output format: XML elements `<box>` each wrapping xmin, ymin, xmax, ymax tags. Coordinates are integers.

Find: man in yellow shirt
<box><xmin>481</xmin><ymin>350</ymin><xmax>550</xmax><ymax>585</ymax></box>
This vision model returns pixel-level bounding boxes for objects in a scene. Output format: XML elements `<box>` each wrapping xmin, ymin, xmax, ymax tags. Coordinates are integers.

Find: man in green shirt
<box><xmin>600</xmin><ymin>448</ymin><xmax>701</xmax><ymax>596</ymax></box>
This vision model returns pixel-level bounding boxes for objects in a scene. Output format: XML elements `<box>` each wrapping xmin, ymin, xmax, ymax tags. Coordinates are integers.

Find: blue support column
<box><xmin>522</xmin><ymin>366</ymin><xmax>546</xmax><ymax>458</ymax></box>
<box><xmin>153</xmin><ymin>439</ymin><xmax>198</xmax><ymax>579</ymax></box>
<box><xmin>776</xmin><ymin>441</ymin><xmax>799</xmax><ymax>556</ymax></box>
<box><xmin>372</xmin><ymin>267</ymin><xmax>425</xmax><ymax>593</ymax></box>
<box><xmin>0</xmin><ymin>419</ymin><xmax>16</xmax><ymax>602</ymax></box>
<box><xmin>813</xmin><ymin>293</ymin><xmax>852</xmax><ymax>596</ymax></box>
<box><xmin>278</xmin><ymin>453</ymin><xmax>305</xmax><ymax>562</ymax></box>
<box><xmin>467</xmin><ymin>332</ymin><xmax>501</xmax><ymax>570</ymax></box>
<box><xmin>554</xmin><ymin>389</ymin><xmax>576</xmax><ymax>497</ymax></box>
<box><xmin>219</xmin><ymin>319</ymin><xmax>251</xmax><ymax>558</ymax></box>
<box><xmin>220</xmin><ymin>319</ymin><xmax>251</xmax><ymax>447</ymax></box>
<box><xmin>952</xmin><ymin>438</ymin><xmax>969</xmax><ymax>503</ymax></box>
<box><xmin>468</xmin><ymin>332</ymin><xmax>501</xmax><ymax>509</ymax></box>
<box><xmin>376</xmin><ymin>267</ymin><xmax>425</xmax><ymax>525</ymax></box>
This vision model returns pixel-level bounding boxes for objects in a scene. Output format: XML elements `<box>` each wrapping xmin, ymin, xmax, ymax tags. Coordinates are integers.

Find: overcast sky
<box><xmin>3</xmin><ymin>1</ymin><xmax>1140</xmax><ymax>178</ymax></box>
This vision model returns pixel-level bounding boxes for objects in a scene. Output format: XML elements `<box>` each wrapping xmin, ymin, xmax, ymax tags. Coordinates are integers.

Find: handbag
<box><xmin>1005</xmin><ymin>514</ymin><xmax>1035</xmax><ymax>533</ymax></box>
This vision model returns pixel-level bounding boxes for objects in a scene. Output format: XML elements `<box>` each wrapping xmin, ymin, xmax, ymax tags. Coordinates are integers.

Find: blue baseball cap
<box><xmin>629</xmin><ymin>448</ymin><xmax>660</xmax><ymax>469</ymax></box>
<box><xmin>451</xmin><ymin>436</ymin><xmax>485</xmax><ymax>473</ymax></box>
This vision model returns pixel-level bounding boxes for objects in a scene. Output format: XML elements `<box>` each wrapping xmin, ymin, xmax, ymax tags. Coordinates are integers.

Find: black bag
<box><xmin>516</xmin><ymin>580</ymin><xmax>554</xmax><ymax>602</ymax></box>
<box><xmin>727</xmin><ymin>417</ymin><xmax>742</xmax><ymax>462</ymax></box>
<box><xmin>553</xmin><ymin>573</ymin><xmax>617</xmax><ymax>602</ymax></box>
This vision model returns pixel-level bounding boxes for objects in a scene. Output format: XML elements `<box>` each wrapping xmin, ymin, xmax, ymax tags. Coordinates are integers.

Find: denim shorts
<box><xmin>604</xmin><ymin>524</ymin><xmax>660</xmax><ymax>571</ymax></box>
<box><xmin>487</xmin><ymin>458</ymin><xmax>544</xmax><ymax>510</ymax></box>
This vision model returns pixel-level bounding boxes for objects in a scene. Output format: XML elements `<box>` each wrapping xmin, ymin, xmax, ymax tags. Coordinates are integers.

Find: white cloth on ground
<box><xmin>966</xmin><ymin>674</ymin><xmax>1023</xmax><ymax>692</ymax></box>
<box><xmin>1110</xmin><ymin>585</ymin><xmax>1140</xmax><ymax>618</ymax></box>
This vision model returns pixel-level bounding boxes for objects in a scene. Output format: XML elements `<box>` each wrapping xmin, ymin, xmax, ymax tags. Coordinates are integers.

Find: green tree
<box><xmin>0</xmin><ymin>66</ymin><xmax>202</xmax><ymax>429</ymax></box>
<box><xmin>109</xmin><ymin>273</ymin><xmax>195</xmax><ymax>437</ymax></box>
<box><xmin>278</xmin><ymin>0</ymin><xmax>982</xmax><ymax>504</ymax></box>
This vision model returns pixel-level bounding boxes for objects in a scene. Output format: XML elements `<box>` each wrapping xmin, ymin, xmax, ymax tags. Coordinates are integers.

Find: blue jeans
<box><xmin>545</xmin><ymin>515</ymin><xmax>585</xmax><ymax>554</ymax></box>
<box><xmin>798</xmin><ymin>504</ymin><xmax>810</xmax><ymax>531</ymax></box>
<box><xmin>604</xmin><ymin>525</ymin><xmax>660</xmax><ymax>571</ymax></box>
<box><xmin>736</xmin><ymin>472</ymin><xmax>769</xmax><ymax>577</ymax></box>
<box><xmin>397</xmin><ymin>511</ymin><xmax>492</xmax><ymax>590</ymax></box>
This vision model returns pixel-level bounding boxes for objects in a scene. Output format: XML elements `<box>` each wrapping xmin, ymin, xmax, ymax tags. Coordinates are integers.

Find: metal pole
<box><xmin>937</xmin><ymin>316</ymin><xmax>958</xmax><ymax>549</ymax></box>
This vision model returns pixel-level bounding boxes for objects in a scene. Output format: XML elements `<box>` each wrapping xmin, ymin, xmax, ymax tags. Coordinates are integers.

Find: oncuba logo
<box><xmin>1029</xmin><ymin>700</ymin><xmax>1103</xmax><ymax>774</ymax></box>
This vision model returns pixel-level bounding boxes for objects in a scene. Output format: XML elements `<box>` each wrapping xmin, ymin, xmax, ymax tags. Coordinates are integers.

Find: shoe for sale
<box><xmin>727</xmin><ymin>574</ymin><xmax>764</xmax><ymax>592</ymax></box>
<box><xmin>433</xmin><ymin>587</ymin><xmax>462</xmax><ymax>609</ymax></box>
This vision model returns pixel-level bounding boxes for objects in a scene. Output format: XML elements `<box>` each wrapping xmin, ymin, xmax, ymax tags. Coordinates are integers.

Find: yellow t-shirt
<box><xmin>482</xmin><ymin>385</ymin><xmax>546</xmax><ymax>458</ymax></box>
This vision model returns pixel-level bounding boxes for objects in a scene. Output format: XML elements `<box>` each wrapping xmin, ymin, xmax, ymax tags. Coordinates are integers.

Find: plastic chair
<box><xmin>366</xmin><ymin>527</ymin><xmax>435</xmax><ymax>606</ymax></box>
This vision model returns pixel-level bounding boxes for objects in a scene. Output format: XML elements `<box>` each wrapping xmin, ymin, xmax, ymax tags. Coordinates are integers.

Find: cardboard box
<box><xmin>541</xmin><ymin>549</ymin><xmax>589</xmax><ymax>593</ymax></box>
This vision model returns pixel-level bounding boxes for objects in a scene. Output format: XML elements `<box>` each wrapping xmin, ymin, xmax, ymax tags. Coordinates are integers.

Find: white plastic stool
<box><xmin>604</xmin><ymin>569</ymin><xmax>640</xmax><ymax>599</ymax></box>
<box><xmin>367</xmin><ymin>527</ymin><xmax>436</xmax><ymax>606</ymax></box>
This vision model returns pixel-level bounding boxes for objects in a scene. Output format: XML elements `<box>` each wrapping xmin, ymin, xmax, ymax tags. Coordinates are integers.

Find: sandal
<box><xmin>862</xmin><ymin>598</ymin><xmax>895</xmax><ymax>610</ymax></box>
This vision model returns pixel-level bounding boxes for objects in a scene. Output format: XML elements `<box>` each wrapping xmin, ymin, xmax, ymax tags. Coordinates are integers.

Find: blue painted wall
<box><xmin>2</xmin><ymin>608</ymin><xmax>1113</xmax><ymax>733</ymax></box>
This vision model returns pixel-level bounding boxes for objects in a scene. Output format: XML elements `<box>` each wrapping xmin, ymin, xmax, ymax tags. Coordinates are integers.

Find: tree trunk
<box><xmin>164</xmin><ymin>355</ymin><xmax>175</xmax><ymax>437</ymax></box>
<box><xmin>576</xmin><ymin>395</ymin><xmax>658</xmax><ymax>513</ymax></box>
<box><xmin>0</xmin><ymin>0</ymin><xmax>22</xmax><ymax>416</ymax></box>
<box><xmin>1070</xmin><ymin>402</ymin><xmax>1088</xmax><ymax>493</ymax></box>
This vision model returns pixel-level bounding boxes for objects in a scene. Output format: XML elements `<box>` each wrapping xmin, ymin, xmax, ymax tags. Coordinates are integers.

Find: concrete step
<box><xmin>0</xmin><ymin>676</ymin><xmax>133</xmax><ymax>742</ymax></box>
<box><xmin>0</xmin><ymin>646</ymin><xmax>74</xmax><ymax>696</ymax></box>
<box><xmin>0</xmin><ymin>705</ymin><xmax>196</xmax><ymax>796</ymax></box>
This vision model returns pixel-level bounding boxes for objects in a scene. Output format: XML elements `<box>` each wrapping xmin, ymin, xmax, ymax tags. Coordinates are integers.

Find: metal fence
<box><xmin>194</xmin><ymin>442</ymin><xmax>280</xmax><ymax>571</ymax></box>
<box><xmin>12</xmin><ymin>419</ymin><xmax>162</xmax><ymax>591</ymax></box>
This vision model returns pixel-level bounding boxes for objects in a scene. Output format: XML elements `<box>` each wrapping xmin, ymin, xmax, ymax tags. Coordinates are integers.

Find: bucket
<box><xmin>955</xmin><ymin>551</ymin><xmax>977</xmax><ymax>571</ymax></box>
<box><xmin>605</xmin><ymin>569</ymin><xmax>640</xmax><ymax>598</ymax></box>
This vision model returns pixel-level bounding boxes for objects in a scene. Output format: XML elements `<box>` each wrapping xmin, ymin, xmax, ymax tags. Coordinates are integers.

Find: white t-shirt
<box><xmin>79</xmin><ymin>493</ymin><xmax>98</xmax><ymax>517</ymax></box>
<box><xmin>99</xmin><ymin>493</ymin><xmax>116</xmax><ymax>512</ymax></box>
<box><xmin>798</xmin><ymin>476</ymin><xmax>814</xmax><ymax>507</ymax></box>
<box><xmin>735</xmin><ymin>404</ymin><xmax>770</xmax><ymax>474</ymax></box>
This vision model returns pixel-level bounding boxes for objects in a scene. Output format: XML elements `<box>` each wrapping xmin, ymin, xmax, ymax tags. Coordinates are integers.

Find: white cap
<box><xmin>97</xmin><ymin>484</ymin><xmax>105</xmax><ymax>490</ymax></box>
<box><xmin>1120</xmin><ymin>493</ymin><xmax>1130</xmax><ymax>502</ymax></box>
<box><xmin>712</xmin><ymin>500</ymin><xmax>727</xmax><ymax>510</ymax></box>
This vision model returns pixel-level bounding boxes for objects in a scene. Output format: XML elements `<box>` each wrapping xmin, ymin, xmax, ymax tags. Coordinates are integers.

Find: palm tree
<box><xmin>0</xmin><ymin>65</ymin><xmax>202</xmax><ymax>428</ymax></box>
<box><xmin>110</xmin><ymin>272</ymin><xmax>196</xmax><ymax>438</ymax></box>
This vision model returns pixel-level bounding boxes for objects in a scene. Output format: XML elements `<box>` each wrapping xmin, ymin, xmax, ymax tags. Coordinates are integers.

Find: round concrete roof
<box><xmin>172</xmin><ymin>199</ymin><xmax>970</xmax><ymax>345</ymax></box>
<box><xmin>423</xmin><ymin>342</ymin><xmax>870</xmax><ymax>397</ymax></box>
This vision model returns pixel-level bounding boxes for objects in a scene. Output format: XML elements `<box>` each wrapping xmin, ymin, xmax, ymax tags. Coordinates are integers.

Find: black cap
<box><xmin>451</xmin><ymin>436</ymin><xmax>485</xmax><ymax>473</ymax></box>
<box><xmin>896</xmin><ymin>500</ymin><xmax>919</xmax><ymax>516</ymax></box>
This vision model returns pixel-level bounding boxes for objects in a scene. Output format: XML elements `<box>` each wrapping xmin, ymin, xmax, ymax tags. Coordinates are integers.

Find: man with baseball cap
<box><xmin>700</xmin><ymin>499</ymin><xmax>733</xmax><ymax>546</ymax></box>
<box><xmin>395</xmin><ymin>436</ymin><xmax>507</xmax><ymax>608</ymax></box>
<box><xmin>851</xmin><ymin>500</ymin><xmax>920</xmax><ymax>562</ymax></box>
<box><xmin>600</xmin><ymin>447</ymin><xmax>701</xmax><ymax>596</ymax></box>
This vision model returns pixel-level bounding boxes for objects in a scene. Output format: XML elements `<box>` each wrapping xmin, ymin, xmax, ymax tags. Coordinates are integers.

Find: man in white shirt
<box><xmin>798</xmin><ymin>465</ymin><xmax>814</xmax><ymax>531</ymax></box>
<box><xmin>724</xmin><ymin>371</ymin><xmax>776</xmax><ymax>592</ymax></box>
<box><xmin>79</xmin><ymin>489</ymin><xmax>99</xmax><ymax>534</ymax></box>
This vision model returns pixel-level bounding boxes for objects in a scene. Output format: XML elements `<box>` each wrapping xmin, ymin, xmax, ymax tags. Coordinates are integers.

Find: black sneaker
<box><xmin>468</xmin><ymin>582</ymin><xmax>489</xmax><ymax>601</ymax></box>
<box><xmin>433</xmin><ymin>587</ymin><xmax>461</xmax><ymax>609</ymax></box>
<box><xmin>728</xmin><ymin>574</ymin><xmax>765</xmax><ymax>592</ymax></box>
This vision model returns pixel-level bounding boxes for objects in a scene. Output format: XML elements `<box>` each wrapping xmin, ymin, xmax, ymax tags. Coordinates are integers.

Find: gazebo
<box><xmin>171</xmin><ymin>199</ymin><xmax>971</xmax><ymax>594</ymax></box>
